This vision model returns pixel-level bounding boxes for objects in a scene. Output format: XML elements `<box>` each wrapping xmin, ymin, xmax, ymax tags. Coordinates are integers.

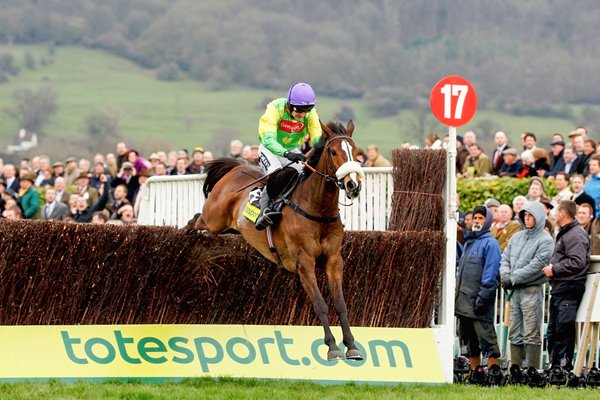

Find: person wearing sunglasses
<box><xmin>255</xmin><ymin>82</ymin><xmax>323</xmax><ymax>230</ymax></box>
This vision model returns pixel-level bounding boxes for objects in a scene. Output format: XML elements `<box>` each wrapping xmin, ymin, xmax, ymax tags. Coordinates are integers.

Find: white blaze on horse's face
<box><xmin>335</xmin><ymin>139</ymin><xmax>365</xmax><ymax>199</ymax></box>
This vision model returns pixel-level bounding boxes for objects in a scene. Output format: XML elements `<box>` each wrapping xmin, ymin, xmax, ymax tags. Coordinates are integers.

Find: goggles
<box><xmin>291</xmin><ymin>105</ymin><xmax>314</xmax><ymax>114</ymax></box>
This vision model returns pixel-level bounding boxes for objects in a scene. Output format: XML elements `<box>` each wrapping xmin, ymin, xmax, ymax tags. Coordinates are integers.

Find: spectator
<box><xmin>18</xmin><ymin>171</ymin><xmax>40</xmax><ymax>219</ymax></box>
<box><xmin>148</xmin><ymin>153</ymin><xmax>160</xmax><ymax>173</ymax></box>
<box><xmin>116</xmin><ymin>142</ymin><xmax>129</xmax><ymax>169</ymax></box>
<box><xmin>75</xmin><ymin>172</ymin><xmax>98</xmax><ymax>207</ymax></box>
<box><xmin>552</xmin><ymin>172</ymin><xmax>573</xmax><ymax>206</ymax></box>
<box><xmin>512</xmin><ymin>195</ymin><xmax>527</xmax><ymax>220</ymax></box>
<box><xmin>170</xmin><ymin>157</ymin><xmax>190</xmax><ymax>176</ymax></box>
<box><xmin>154</xmin><ymin>162</ymin><xmax>168</xmax><ymax>176</ymax></box>
<box><xmin>545</xmin><ymin>138</ymin><xmax>565</xmax><ymax>178</ymax></box>
<box><xmin>111</xmin><ymin>161</ymin><xmax>140</xmax><ymax>204</ymax></box>
<box><xmin>532</xmin><ymin>148</ymin><xmax>551</xmax><ymax>177</ymax></box>
<box><xmin>91</xmin><ymin>211</ymin><xmax>108</xmax><ymax>224</ymax></box>
<box><xmin>106</xmin><ymin>184</ymin><xmax>131</xmax><ymax>219</ymax></box>
<box><xmin>455</xmin><ymin>205</ymin><xmax>502</xmax><ymax>369</ymax></box>
<box><xmin>105</xmin><ymin>153</ymin><xmax>118</xmax><ymax>177</ymax></box>
<box><xmin>2</xmin><ymin>164</ymin><xmax>19</xmax><ymax>193</ymax></box>
<box><xmin>230</xmin><ymin>139</ymin><xmax>243</xmax><ymax>159</ymax></box>
<box><xmin>456</xmin><ymin>135</ymin><xmax>469</xmax><ymax>174</ymax></box>
<box><xmin>585</xmin><ymin>154</ymin><xmax>600</xmax><ymax>218</ymax></box>
<box><xmin>463</xmin><ymin>143</ymin><xmax>492</xmax><ymax>177</ymax></box>
<box><xmin>54</xmin><ymin>177</ymin><xmax>70</xmax><ymax>205</ymax></box>
<box><xmin>90</xmin><ymin>162</ymin><xmax>109</xmax><ymax>190</ymax></box>
<box><xmin>2</xmin><ymin>205</ymin><xmax>22</xmax><ymax>220</ymax></box>
<box><xmin>424</xmin><ymin>133</ymin><xmax>442</xmax><ymax>149</ymax></box>
<box><xmin>0</xmin><ymin>178</ymin><xmax>5</xmax><ymax>211</ymax></box>
<box><xmin>41</xmin><ymin>187</ymin><xmax>69</xmax><ymax>220</ymax></box>
<box><xmin>577</xmin><ymin>139</ymin><xmax>596</xmax><ymax>176</ymax></box>
<box><xmin>248</xmin><ymin>145</ymin><xmax>260</xmax><ymax>166</ymax></box>
<box><xmin>364</xmin><ymin>145</ymin><xmax>392</xmax><ymax>167</ymax></box>
<box><xmin>52</xmin><ymin>161</ymin><xmax>65</xmax><ymax>178</ymax></box>
<box><xmin>133</xmin><ymin>169</ymin><xmax>151</xmax><ymax>217</ymax></box>
<box><xmin>576</xmin><ymin>203</ymin><xmax>594</xmax><ymax>236</ymax></box>
<box><xmin>526</xmin><ymin>177</ymin><xmax>546</xmax><ymax>202</ymax></box>
<box><xmin>63</xmin><ymin>157</ymin><xmax>80</xmax><ymax>186</ymax></box>
<box><xmin>500</xmin><ymin>201</ymin><xmax>554</xmax><ymax>369</ymax></box>
<box><xmin>117</xmin><ymin>204</ymin><xmax>137</xmax><ymax>225</ymax></box>
<box><xmin>166</xmin><ymin>151</ymin><xmax>178</xmax><ymax>174</ymax></box>
<box><xmin>523</xmin><ymin>132</ymin><xmax>537</xmax><ymax>150</ymax></box>
<box><xmin>491</xmin><ymin>131</ymin><xmax>509</xmax><ymax>175</ymax></box>
<box><xmin>497</xmin><ymin>148</ymin><xmax>522</xmax><ymax>177</ymax></box>
<box><xmin>34</xmin><ymin>155</ymin><xmax>50</xmax><ymax>186</ymax></box>
<box><xmin>543</xmin><ymin>200</ymin><xmax>590</xmax><ymax>369</ymax></box>
<box><xmin>78</xmin><ymin>158</ymin><xmax>91</xmax><ymax>175</ymax></box>
<box><xmin>38</xmin><ymin>168</ymin><xmax>54</xmax><ymax>187</ymax></box>
<box><xmin>203</xmin><ymin>151</ymin><xmax>214</xmax><ymax>163</ymax></box>
<box><xmin>490</xmin><ymin>204</ymin><xmax>522</xmax><ymax>251</ymax></box>
<box><xmin>463</xmin><ymin>131</ymin><xmax>476</xmax><ymax>148</ymax></box>
<box><xmin>571</xmin><ymin>174</ymin><xmax>596</xmax><ymax>215</ymax></box>
<box><xmin>562</xmin><ymin>147</ymin><xmax>580</xmax><ymax>176</ymax></box>
<box><xmin>156</xmin><ymin>151</ymin><xmax>168</xmax><ymax>164</ymax></box>
<box><xmin>72</xmin><ymin>176</ymin><xmax>109</xmax><ymax>223</ymax></box>
<box><xmin>187</xmin><ymin>148</ymin><xmax>205</xmax><ymax>174</ymax></box>
<box><xmin>127</xmin><ymin>150</ymin><xmax>150</xmax><ymax>174</ymax></box>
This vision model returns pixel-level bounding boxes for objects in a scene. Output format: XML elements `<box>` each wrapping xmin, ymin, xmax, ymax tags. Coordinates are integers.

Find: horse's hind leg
<box><xmin>296</xmin><ymin>254</ymin><xmax>343</xmax><ymax>361</ymax></box>
<box><xmin>325</xmin><ymin>254</ymin><xmax>363</xmax><ymax>360</ymax></box>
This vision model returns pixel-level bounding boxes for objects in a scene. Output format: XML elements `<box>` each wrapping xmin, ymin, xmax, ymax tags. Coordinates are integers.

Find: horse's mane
<box><xmin>202</xmin><ymin>158</ymin><xmax>246</xmax><ymax>197</ymax></box>
<box><xmin>303</xmin><ymin>121</ymin><xmax>347</xmax><ymax>176</ymax></box>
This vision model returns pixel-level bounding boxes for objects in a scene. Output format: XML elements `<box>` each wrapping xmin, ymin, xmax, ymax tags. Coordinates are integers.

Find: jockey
<box><xmin>255</xmin><ymin>82</ymin><xmax>323</xmax><ymax>230</ymax></box>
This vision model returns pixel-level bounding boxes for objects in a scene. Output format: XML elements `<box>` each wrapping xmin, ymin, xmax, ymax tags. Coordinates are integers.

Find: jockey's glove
<box><xmin>284</xmin><ymin>151</ymin><xmax>307</xmax><ymax>163</ymax></box>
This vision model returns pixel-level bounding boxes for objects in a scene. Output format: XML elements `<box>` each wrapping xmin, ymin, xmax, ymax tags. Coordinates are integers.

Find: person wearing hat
<box><xmin>64</xmin><ymin>157</ymin><xmax>80</xmax><ymax>186</ymax></box>
<box><xmin>455</xmin><ymin>205</ymin><xmax>502</xmax><ymax>369</ymax></box>
<box><xmin>133</xmin><ymin>168</ymin><xmax>152</xmax><ymax>217</ymax></box>
<box><xmin>76</xmin><ymin>171</ymin><xmax>98</xmax><ymax>207</ymax></box>
<box><xmin>52</xmin><ymin>161</ymin><xmax>65</xmax><ymax>178</ymax></box>
<box><xmin>187</xmin><ymin>148</ymin><xmax>205</xmax><ymax>175</ymax></box>
<box><xmin>18</xmin><ymin>171</ymin><xmax>40</xmax><ymax>219</ymax></box>
<box><xmin>544</xmin><ymin>137</ymin><xmax>566</xmax><ymax>178</ymax></box>
<box><xmin>111</xmin><ymin>161</ymin><xmax>140</xmax><ymax>204</ymax></box>
<box><xmin>497</xmin><ymin>148</ymin><xmax>523</xmax><ymax>177</ymax></box>
<box><xmin>500</xmin><ymin>201</ymin><xmax>554</xmax><ymax>369</ymax></box>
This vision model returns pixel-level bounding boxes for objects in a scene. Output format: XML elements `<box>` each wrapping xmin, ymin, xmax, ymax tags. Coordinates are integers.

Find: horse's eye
<box><xmin>330</xmin><ymin>150</ymin><xmax>337</xmax><ymax>156</ymax></box>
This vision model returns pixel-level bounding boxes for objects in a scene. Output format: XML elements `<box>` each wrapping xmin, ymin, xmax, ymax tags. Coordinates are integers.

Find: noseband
<box><xmin>304</xmin><ymin>135</ymin><xmax>353</xmax><ymax>190</ymax></box>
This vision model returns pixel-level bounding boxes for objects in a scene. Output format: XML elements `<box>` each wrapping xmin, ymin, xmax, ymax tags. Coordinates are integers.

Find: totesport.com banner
<box><xmin>0</xmin><ymin>325</ymin><xmax>444</xmax><ymax>383</ymax></box>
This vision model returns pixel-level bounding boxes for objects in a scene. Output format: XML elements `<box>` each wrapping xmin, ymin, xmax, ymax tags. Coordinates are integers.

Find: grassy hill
<box><xmin>0</xmin><ymin>45</ymin><xmax>581</xmax><ymax>160</ymax></box>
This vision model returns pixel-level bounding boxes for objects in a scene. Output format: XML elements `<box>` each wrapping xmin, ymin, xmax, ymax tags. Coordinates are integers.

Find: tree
<box><xmin>4</xmin><ymin>86</ymin><xmax>58</xmax><ymax>135</ymax></box>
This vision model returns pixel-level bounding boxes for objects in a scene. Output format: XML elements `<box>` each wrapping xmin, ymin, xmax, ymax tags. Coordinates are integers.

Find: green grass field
<box><xmin>0</xmin><ymin>45</ymin><xmax>584</xmax><ymax>159</ymax></box>
<box><xmin>0</xmin><ymin>379</ymin><xmax>595</xmax><ymax>400</ymax></box>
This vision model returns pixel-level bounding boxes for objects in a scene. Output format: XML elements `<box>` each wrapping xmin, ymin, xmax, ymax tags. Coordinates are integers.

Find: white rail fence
<box><xmin>138</xmin><ymin>167</ymin><xmax>394</xmax><ymax>230</ymax></box>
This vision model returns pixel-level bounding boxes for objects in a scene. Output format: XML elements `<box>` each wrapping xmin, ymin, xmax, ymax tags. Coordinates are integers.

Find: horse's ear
<box><xmin>320</xmin><ymin>120</ymin><xmax>334</xmax><ymax>139</ymax></box>
<box><xmin>346</xmin><ymin>120</ymin><xmax>355</xmax><ymax>137</ymax></box>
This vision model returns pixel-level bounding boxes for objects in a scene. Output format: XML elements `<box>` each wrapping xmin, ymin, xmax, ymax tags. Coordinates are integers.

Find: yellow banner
<box><xmin>0</xmin><ymin>325</ymin><xmax>444</xmax><ymax>383</ymax></box>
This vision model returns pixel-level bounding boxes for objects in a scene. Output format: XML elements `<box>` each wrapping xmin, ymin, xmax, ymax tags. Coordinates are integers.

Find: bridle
<box><xmin>303</xmin><ymin>135</ymin><xmax>354</xmax><ymax>190</ymax></box>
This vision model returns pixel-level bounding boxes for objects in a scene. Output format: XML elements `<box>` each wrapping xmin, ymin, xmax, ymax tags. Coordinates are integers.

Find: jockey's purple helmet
<box><xmin>287</xmin><ymin>83</ymin><xmax>316</xmax><ymax>107</ymax></box>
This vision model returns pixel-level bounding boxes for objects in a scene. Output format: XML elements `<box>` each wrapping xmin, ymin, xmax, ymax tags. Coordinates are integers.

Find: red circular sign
<box><xmin>430</xmin><ymin>76</ymin><xmax>477</xmax><ymax>127</ymax></box>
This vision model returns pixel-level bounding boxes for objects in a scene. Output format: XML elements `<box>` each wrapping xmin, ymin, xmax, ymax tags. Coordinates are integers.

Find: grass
<box><xmin>0</xmin><ymin>45</ymin><xmax>588</xmax><ymax>159</ymax></box>
<box><xmin>0</xmin><ymin>379</ymin><xmax>595</xmax><ymax>400</ymax></box>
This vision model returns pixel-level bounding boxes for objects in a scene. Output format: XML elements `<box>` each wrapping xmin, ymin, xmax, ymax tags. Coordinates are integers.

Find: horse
<box><xmin>190</xmin><ymin>120</ymin><xmax>365</xmax><ymax>361</ymax></box>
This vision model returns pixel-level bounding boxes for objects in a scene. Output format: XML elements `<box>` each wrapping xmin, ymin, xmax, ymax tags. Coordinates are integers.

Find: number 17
<box><xmin>440</xmin><ymin>84</ymin><xmax>468</xmax><ymax>119</ymax></box>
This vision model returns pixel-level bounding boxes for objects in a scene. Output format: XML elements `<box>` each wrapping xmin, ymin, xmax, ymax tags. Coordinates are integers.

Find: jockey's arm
<box><xmin>258</xmin><ymin>104</ymin><xmax>287</xmax><ymax>156</ymax></box>
<box><xmin>307</xmin><ymin>110</ymin><xmax>322</xmax><ymax>146</ymax></box>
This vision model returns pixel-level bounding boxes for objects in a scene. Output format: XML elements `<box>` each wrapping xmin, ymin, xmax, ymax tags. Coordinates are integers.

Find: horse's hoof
<box><xmin>346</xmin><ymin>349</ymin><xmax>364</xmax><ymax>361</ymax></box>
<box><xmin>327</xmin><ymin>349</ymin><xmax>344</xmax><ymax>361</ymax></box>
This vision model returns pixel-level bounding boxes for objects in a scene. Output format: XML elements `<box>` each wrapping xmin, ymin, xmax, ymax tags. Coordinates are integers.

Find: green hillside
<box><xmin>0</xmin><ymin>45</ymin><xmax>581</xmax><ymax>159</ymax></box>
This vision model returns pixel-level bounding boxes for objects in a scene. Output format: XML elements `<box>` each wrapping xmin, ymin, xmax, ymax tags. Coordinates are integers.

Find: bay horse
<box><xmin>190</xmin><ymin>120</ymin><xmax>365</xmax><ymax>361</ymax></box>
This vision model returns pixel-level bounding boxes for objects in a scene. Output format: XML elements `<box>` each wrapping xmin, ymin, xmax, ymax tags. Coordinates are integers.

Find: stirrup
<box><xmin>255</xmin><ymin>210</ymin><xmax>274</xmax><ymax>231</ymax></box>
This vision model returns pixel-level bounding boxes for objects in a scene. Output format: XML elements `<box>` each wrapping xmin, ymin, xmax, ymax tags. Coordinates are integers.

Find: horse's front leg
<box><xmin>296</xmin><ymin>253</ymin><xmax>343</xmax><ymax>361</ymax></box>
<box><xmin>325</xmin><ymin>254</ymin><xmax>363</xmax><ymax>360</ymax></box>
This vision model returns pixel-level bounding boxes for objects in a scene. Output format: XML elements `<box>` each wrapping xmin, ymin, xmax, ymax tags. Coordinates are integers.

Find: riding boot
<box><xmin>510</xmin><ymin>344</ymin><xmax>525</xmax><ymax>368</ymax></box>
<box><xmin>469</xmin><ymin>356</ymin><xmax>481</xmax><ymax>370</ymax></box>
<box><xmin>525</xmin><ymin>344</ymin><xmax>542</xmax><ymax>370</ymax></box>
<box><xmin>255</xmin><ymin>187</ymin><xmax>275</xmax><ymax>231</ymax></box>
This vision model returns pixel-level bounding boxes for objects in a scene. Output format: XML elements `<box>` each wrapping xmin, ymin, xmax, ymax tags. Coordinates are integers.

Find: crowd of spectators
<box><xmin>454</xmin><ymin>126</ymin><xmax>595</xmax><ymax>372</ymax></box>
<box><xmin>0</xmin><ymin>136</ymin><xmax>389</xmax><ymax>224</ymax></box>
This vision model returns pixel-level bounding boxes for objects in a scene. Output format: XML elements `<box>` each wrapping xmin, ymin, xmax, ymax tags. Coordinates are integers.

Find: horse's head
<box><xmin>315</xmin><ymin>120</ymin><xmax>365</xmax><ymax>199</ymax></box>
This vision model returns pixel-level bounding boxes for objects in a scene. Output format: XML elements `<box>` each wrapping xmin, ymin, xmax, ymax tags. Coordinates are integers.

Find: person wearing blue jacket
<box><xmin>455</xmin><ymin>205</ymin><xmax>502</xmax><ymax>369</ymax></box>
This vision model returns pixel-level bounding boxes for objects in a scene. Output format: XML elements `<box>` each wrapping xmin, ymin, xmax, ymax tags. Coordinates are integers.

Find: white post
<box><xmin>439</xmin><ymin>126</ymin><xmax>457</xmax><ymax>383</ymax></box>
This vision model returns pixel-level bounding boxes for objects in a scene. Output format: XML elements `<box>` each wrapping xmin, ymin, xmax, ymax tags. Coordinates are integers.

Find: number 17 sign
<box><xmin>430</xmin><ymin>75</ymin><xmax>477</xmax><ymax>127</ymax></box>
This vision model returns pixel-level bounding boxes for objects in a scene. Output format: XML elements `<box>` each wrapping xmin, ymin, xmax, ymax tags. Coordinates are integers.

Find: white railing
<box><xmin>138</xmin><ymin>167</ymin><xmax>394</xmax><ymax>230</ymax></box>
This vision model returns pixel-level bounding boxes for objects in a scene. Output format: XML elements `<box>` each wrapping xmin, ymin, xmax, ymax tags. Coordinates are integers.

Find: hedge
<box><xmin>457</xmin><ymin>177</ymin><xmax>558</xmax><ymax>212</ymax></box>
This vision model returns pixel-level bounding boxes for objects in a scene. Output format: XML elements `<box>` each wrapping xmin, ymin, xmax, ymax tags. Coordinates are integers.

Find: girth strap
<box><xmin>283</xmin><ymin>199</ymin><xmax>340</xmax><ymax>223</ymax></box>
<box><xmin>266</xmin><ymin>225</ymin><xmax>284</xmax><ymax>268</ymax></box>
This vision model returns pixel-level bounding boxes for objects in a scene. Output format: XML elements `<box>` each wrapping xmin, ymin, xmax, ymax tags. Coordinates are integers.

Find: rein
<box><xmin>283</xmin><ymin>135</ymin><xmax>353</xmax><ymax>223</ymax></box>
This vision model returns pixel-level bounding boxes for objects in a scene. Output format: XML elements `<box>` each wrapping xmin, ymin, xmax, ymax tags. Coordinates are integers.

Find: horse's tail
<box><xmin>202</xmin><ymin>157</ymin><xmax>246</xmax><ymax>198</ymax></box>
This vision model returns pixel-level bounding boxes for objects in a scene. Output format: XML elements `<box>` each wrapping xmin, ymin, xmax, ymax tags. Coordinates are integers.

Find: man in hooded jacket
<box><xmin>455</xmin><ymin>205</ymin><xmax>502</xmax><ymax>369</ymax></box>
<box><xmin>500</xmin><ymin>201</ymin><xmax>554</xmax><ymax>369</ymax></box>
